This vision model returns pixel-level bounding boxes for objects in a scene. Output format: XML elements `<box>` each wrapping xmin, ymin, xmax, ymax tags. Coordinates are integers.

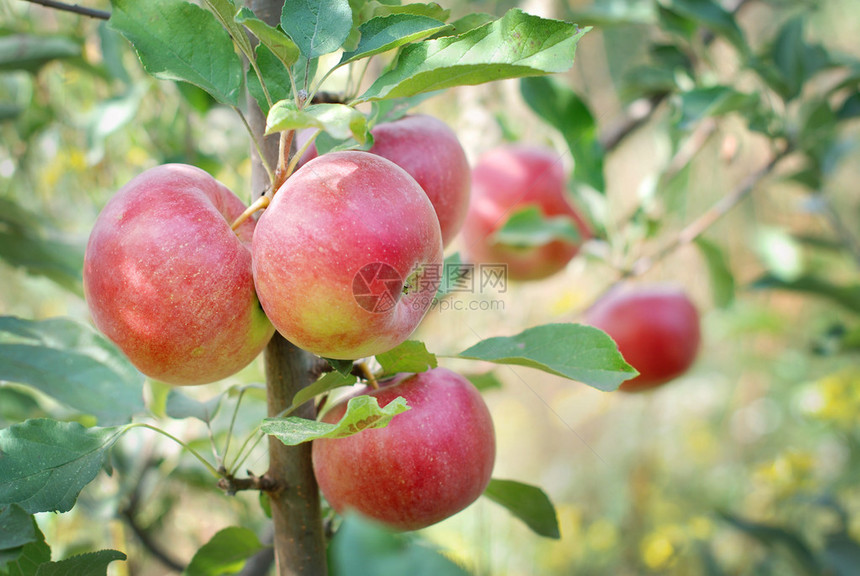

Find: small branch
<box><xmin>217</xmin><ymin>471</ymin><xmax>279</xmax><ymax>496</ymax></box>
<box><xmin>120</xmin><ymin>508</ymin><xmax>186</xmax><ymax>573</ymax></box>
<box><xmin>21</xmin><ymin>0</ymin><xmax>110</xmax><ymax>19</ymax></box>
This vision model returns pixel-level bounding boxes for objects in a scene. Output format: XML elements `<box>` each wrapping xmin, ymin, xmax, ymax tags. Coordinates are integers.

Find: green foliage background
<box><xmin>2</xmin><ymin>0</ymin><xmax>860</xmax><ymax>574</ymax></box>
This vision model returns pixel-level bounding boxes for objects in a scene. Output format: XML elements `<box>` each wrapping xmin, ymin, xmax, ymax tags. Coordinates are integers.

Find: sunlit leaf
<box><xmin>109</xmin><ymin>0</ymin><xmax>243</xmax><ymax>105</ymax></box>
<box><xmin>289</xmin><ymin>371</ymin><xmax>357</xmax><ymax>410</ymax></box>
<box><xmin>263</xmin><ymin>395</ymin><xmax>409</xmax><ymax>445</ymax></box>
<box><xmin>376</xmin><ymin>341</ymin><xmax>437</xmax><ymax>376</ymax></box>
<box><xmin>236</xmin><ymin>7</ymin><xmax>300</xmax><ymax>68</ymax></box>
<box><xmin>484</xmin><ymin>479</ymin><xmax>560</xmax><ymax>539</ymax></box>
<box><xmin>280</xmin><ymin>0</ymin><xmax>353</xmax><ymax>59</ymax></box>
<box><xmin>184</xmin><ymin>527</ymin><xmax>264</xmax><ymax>576</ymax></box>
<box><xmin>492</xmin><ymin>205</ymin><xmax>582</xmax><ymax>247</ymax></box>
<box><xmin>457</xmin><ymin>323</ymin><xmax>638</xmax><ymax>391</ymax></box>
<box><xmin>266</xmin><ymin>101</ymin><xmax>368</xmax><ymax>142</ymax></box>
<box><xmin>357</xmin><ymin>9</ymin><xmax>589</xmax><ymax>102</ymax></box>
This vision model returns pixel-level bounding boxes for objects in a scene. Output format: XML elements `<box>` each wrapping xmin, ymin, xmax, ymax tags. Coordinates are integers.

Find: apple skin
<box><xmin>586</xmin><ymin>285</ymin><xmax>701</xmax><ymax>392</ymax></box>
<box><xmin>252</xmin><ymin>151</ymin><xmax>443</xmax><ymax>360</ymax></box>
<box><xmin>368</xmin><ymin>115</ymin><xmax>471</xmax><ymax>247</ymax></box>
<box><xmin>461</xmin><ymin>145</ymin><xmax>591</xmax><ymax>281</ymax></box>
<box><xmin>312</xmin><ymin>367</ymin><xmax>496</xmax><ymax>531</ymax></box>
<box><xmin>294</xmin><ymin>116</ymin><xmax>470</xmax><ymax>247</ymax></box>
<box><xmin>83</xmin><ymin>164</ymin><xmax>275</xmax><ymax>386</ymax></box>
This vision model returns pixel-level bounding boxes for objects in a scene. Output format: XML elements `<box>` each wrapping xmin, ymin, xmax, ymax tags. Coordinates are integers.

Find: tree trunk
<box><xmin>247</xmin><ymin>1</ymin><xmax>328</xmax><ymax>574</ymax></box>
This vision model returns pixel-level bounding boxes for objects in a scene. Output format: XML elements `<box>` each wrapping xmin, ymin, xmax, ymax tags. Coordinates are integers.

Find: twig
<box><xmin>21</xmin><ymin>0</ymin><xmax>110</xmax><ymax>19</ymax></box>
<box><xmin>625</xmin><ymin>145</ymin><xmax>792</xmax><ymax>279</ymax></box>
<box><xmin>217</xmin><ymin>471</ymin><xmax>279</xmax><ymax>495</ymax></box>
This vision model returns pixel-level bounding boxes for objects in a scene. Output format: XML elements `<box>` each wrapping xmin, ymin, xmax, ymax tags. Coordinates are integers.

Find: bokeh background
<box><xmin>3</xmin><ymin>0</ymin><xmax>859</xmax><ymax>574</ymax></box>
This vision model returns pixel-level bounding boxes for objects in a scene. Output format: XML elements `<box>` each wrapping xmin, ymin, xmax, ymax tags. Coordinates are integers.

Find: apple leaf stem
<box><xmin>127</xmin><ymin>423</ymin><xmax>222</xmax><ymax>478</ymax></box>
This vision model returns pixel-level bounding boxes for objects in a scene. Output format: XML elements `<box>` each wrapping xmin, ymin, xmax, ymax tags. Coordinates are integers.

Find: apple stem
<box><xmin>273</xmin><ymin>129</ymin><xmax>295</xmax><ymax>192</ymax></box>
<box><xmin>230</xmin><ymin>194</ymin><xmax>270</xmax><ymax>231</ymax></box>
<box><xmin>357</xmin><ymin>362</ymin><xmax>379</xmax><ymax>389</ymax></box>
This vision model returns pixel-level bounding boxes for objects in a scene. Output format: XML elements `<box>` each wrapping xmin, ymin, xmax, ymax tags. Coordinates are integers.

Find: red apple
<box><xmin>368</xmin><ymin>115</ymin><xmax>470</xmax><ymax>247</ymax></box>
<box><xmin>312</xmin><ymin>367</ymin><xmax>496</xmax><ymax>531</ymax></box>
<box><xmin>461</xmin><ymin>145</ymin><xmax>591</xmax><ymax>281</ymax></box>
<box><xmin>83</xmin><ymin>164</ymin><xmax>275</xmax><ymax>386</ymax></box>
<box><xmin>252</xmin><ymin>151</ymin><xmax>443</xmax><ymax>360</ymax></box>
<box><xmin>293</xmin><ymin>115</ymin><xmax>470</xmax><ymax>247</ymax></box>
<box><xmin>586</xmin><ymin>285</ymin><xmax>701</xmax><ymax>392</ymax></box>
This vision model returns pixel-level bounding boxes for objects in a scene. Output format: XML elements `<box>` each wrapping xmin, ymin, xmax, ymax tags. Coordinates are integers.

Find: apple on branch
<box><xmin>461</xmin><ymin>145</ymin><xmax>591</xmax><ymax>281</ymax></box>
<box><xmin>312</xmin><ymin>367</ymin><xmax>496</xmax><ymax>531</ymax></box>
<box><xmin>83</xmin><ymin>164</ymin><xmax>275</xmax><ymax>386</ymax></box>
<box><xmin>586</xmin><ymin>285</ymin><xmax>701</xmax><ymax>392</ymax></box>
<box><xmin>252</xmin><ymin>151</ymin><xmax>443</xmax><ymax>360</ymax></box>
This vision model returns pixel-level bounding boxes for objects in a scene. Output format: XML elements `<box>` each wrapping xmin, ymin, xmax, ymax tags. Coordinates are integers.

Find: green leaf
<box><xmin>375</xmin><ymin>341</ymin><xmax>437</xmax><ymax>376</ymax></box>
<box><xmin>340</xmin><ymin>14</ymin><xmax>450</xmax><ymax>65</ymax></box>
<box><xmin>165</xmin><ymin>390</ymin><xmax>223</xmax><ymax>424</ymax></box>
<box><xmin>661</xmin><ymin>0</ymin><xmax>746</xmax><ymax>54</ymax></box>
<box><xmin>465</xmin><ymin>371</ymin><xmax>503</xmax><ymax>391</ymax></box>
<box><xmin>0</xmin><ymin>506</ymin><xmax>37</xmax><ymax>553</ymax></box>
<box><xmin>371</xmin><ymin>2</ymin><xmax>450</xmax><ymax>22</ymax></box>
<box><xmin>263</xmin><ymin>395</ymin><xmax>409</xmax><ymax>445</ymax></box>
<box><xmin>0</xmin><ymin>516</ymin><xmax>50</xmax><ymax>576</ymax></box>
<box><xmin>266</xmin><ymin>102</ymin><xmax>368</xmax><ymax>142</ymax></box>
<box><xmin>289</xmin><ymin>371</ymin><xmax>357</xmax><ymax>410</ymax></box>
<box><xmin>368</xmin><ymin>92</ymin><xmax>442</xmax><ymax>125</ymax></box>
<box><xmin>427</xmin><ymin>13</ymin><xmax>495</xmax><ymax>39</ymax></box>
<box><xmin>0</xmin><ymin>198</ymin><xmax>83</xmax><ymax>295</ymax></box>
<box><xmin>492</xmin><ymin>205</ymin><xmax>582</xmax><ymax>248</ymax></box>
<box><xmin>0</xmin><ymin>419</ymin><xmax>122</xmax><ymax>514</ymax></box>
<box><xmin>520</xmin><ymin>76</ymin><xmax>605</xmax><ymax>193</ymax></box>
<box><xmin>280</xmin><ymin>0</ymin><xmax>353</xmax><ymax>59</ymax></box>
<box><xmin>767</xmin><ymin>16</ymin><xmax>831</xmax><ymax>101</ymax></box>
<box><xmin>483</xmin><ymin>479</ymin><xmax>560</xmax><ymax>539</ymax></box>
<box><xmin>0</xmin><ymin>316</ymin><xmax>144</xmax><ymax>425</ymax></box>
<box><xmin>434</xmin><ymin>251</ymin><xmax>467</xmax><ymax>301</ymax></box>
<box><xmin>357</xmin><ymin>9</ymin><xmax>589</xmax><ymax>102</ymax></box>
<box><xmin>0</xmin><ymin>35</ymin><xmax>80</xmax><ymax>72</ymax></box>
<box><xmin>328</xmin><ymin>513</ymin><xmax>471</xmax><ymax>576</ymax></box>
<box><xmin>751</xmin><ymin>274</ymin><xmax>860</xmax><ymax>314</ymax></box>
<box><xmin>695</xmin><ymin>238</ymin><xmax>735</xmax><ymax>308</ymax></box>
<box><xmin>823</xmin><ymin>531</ymin><xmax>860</xmax><ymax>576</ymax></box>
<box><xmin>109</xmin><ymin>0</ymin><xmax>244</xmax><ymax>105</ymax></box>
<box><xmin>324</xmin><ymin>358</ymin><xmax>355</xmax><ymax>377</ymax></box>
<box><xmin>246</xmin><ymin>44</ymin><xmax>293</xmax><ymax>116</ymax></box>
<box><xmin>236</xmin><ymin>7</ymin><xmax>300</xmax><ymax>68</ymax></box>
<box><xmin>34</xmin><ymin>550</ymin><xmax>126</xmax><ymax>576</ymax></box>
<box><xmin>183</xmin><ymin>527</ymin><xmax>264</xmax><ymax>576</ymax></box>
<box><xmin>675</xmin><ymin>86</ymin><xmax>759</xmax><ymax>130</ymax></box>
<box><xmin>456</xmin><ymin>323</ymin><xmax>638</xmax><ymax>392</ymax></box>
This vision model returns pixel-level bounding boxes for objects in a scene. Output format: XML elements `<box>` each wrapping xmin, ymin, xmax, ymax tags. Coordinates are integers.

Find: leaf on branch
<box><xmin>427</xmin><ymin>13</ymin><xmax>495</xmax><ymax>39</ymax></box>
<box><xmin>339</xmin><ymin>14</ymin><xmax>450</xmax><ymax>66</ymax></box>
<box><xmin>165</xmin><ymin>389</ymin><xmax>223</xmax><ymax>424</ymax></box>
<box><xmin>0</xmin><ymin>316</ymin><xmax>145</xmax><ymax>425</ymax></box>
<box><xmin>280</xmin><ymin>0</ymin><xmax>353</xmax><ymax>59</ymax></box>
<box><xmin>456</xmin><ymin>323</ymin><xmax>638</xmax><ymax>392</ymax></box>
<box><xmin>34</xmin><ymin>550</ymin><xmax>126</xmax><ymax>576</ymax></box>
<box><xmin>289</xmin><ymin>371</ymin><xmax>357</xmax><ymax>410</ymax></box>
<box><xmin>521</xmin><ymin>76</ymin><xmax>605</xmax><ymax>193</ymax></box>
<box><xmin>109</xmin><ymin>0</ymin><xmax>244</xmax><ymax>105</ymax></box>
<box><xmin>0</xmin><ymin>511</ymin><xmax>50</xmax><ymax>575</ymax></box>
<box><xmin>0</xmin><ymin>35</ymin><xmax>80</xmax><ymax>73</ymax></box>
<box><xmin>236</xmin><ymin>7</ymin><xmax>300</xmax><ymax>69</ymax></box>
<box><xmin>0</xmin><ymin>419</ymin><xmax>123</xmax><ymax>514</ymax></box>
<box><xmin>675</xmin><ymin>85</ymin><xmax>759</xmax><ymax>130</ymax></box>
<box><xmin>751</xmin><ymin>274</ymin><xmax>860</xmax><ymax>314</ymax></box>
<box><xmin>247</xmin><ymin>44</ymin><xmax>294</xmax><ymax>116</ymax></box>
<box><xmin>695</xmin><ymin>238</ymin><xmax>735</xmax><ymax>308</ymax></box>
<box><xmin>184</xmin><ymin>527</ymin><xmax>265</xmax><ymax>576</ymax></box>
<box><xmin>356</xmin><ymin>9</ymin><xmax>589</xmax><ymax>102</ymax></box>
<box><xmin>266</xmin><ymin>102</ymin><xmax>368</xmax><ymax>143</ymax></box>
<box><xmin>371</xmin><ymin>2</ymin><xmax>451</xmax><ymax>22</ymax></box>
<box><xmin>661</xmin><ymin>0</ymin><xmax>747</xmax><ymax>55</ymax></box>
<box><xmin>263</xmin><ymin>395</ymin><xmax>409</xmax><ymax>445</ymax></box>
<box><xmin>492</xmin><ymin>205</ymin><xmax>582</xmax><ymax>248</ymax></box>
<box><xmin>375</xmin><ymin>341</ymin><xmax>437</xmax><ymax>376</ymax></box>
<box><xmin>483</xmin><ymin>479</ymin><xmax>560</xmax><ymax>539</ymax></box>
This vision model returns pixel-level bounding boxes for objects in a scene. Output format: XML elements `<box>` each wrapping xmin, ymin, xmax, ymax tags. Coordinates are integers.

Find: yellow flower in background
<box><xmin>810</xmin><ymin>369</ymin><xmax>860</xmax><ymax>429</ymax></box>
<box><xmin>754</xmin><ymin>451</ymin><xmax>815</xmax><ymax>499</ymax></box>
<box><xmin>641</xmin><ymin>531</ymin><xmax>675</xmax><ymax>570</ymax></box>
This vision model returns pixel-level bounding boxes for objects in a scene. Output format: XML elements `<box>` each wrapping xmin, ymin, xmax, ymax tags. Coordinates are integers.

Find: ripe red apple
<box><xmin>252</xmin><ymin>151</ymin><xmax>443</xmax><ymax>360</ymax></box>
<box><xmin>585</xmin><ymin>285</ymin><xmax>701</xmax><ymax>392</ymax></box>
<box><xmin>368</xmin><ymin>115</ymin><xmax>470</xmax><ymax>246</ymax></box>
<box><xmin>293</xmin><ymin>115</ymin><xmax>470</xmax><ymax>246</ymax></box>
<box><xmin>461</xmin><ymin>145</ymin><xmax>591</xmax><ymax>281</ymax></box>
<box><xmin>312</xmin><ymin>367</ymin><xmax>496</xmax><ymax>531</ymax></box>
<box><xmin>83</xmin><ymin>164</ymin><xmax>275</xmax><ymax>385</ymax></box>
